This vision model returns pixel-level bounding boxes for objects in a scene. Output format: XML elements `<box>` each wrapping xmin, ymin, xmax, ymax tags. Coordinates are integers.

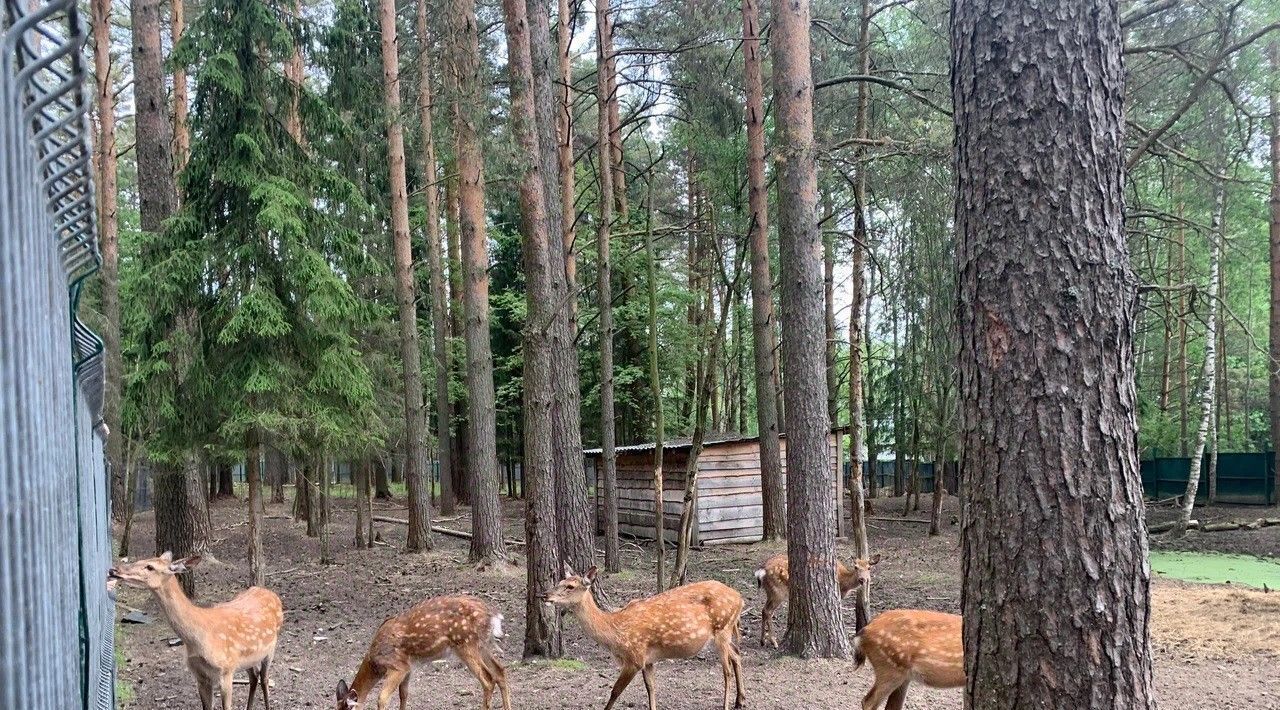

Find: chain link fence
<box><xmin>1</xmin><ymin>0</ymin><xmax>113</xmax><ymax>707</ymax></box>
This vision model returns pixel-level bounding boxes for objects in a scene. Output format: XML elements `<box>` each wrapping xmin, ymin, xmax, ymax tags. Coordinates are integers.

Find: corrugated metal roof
<box><xmin>582</xmin><ymin>427</ymin><xmax>848</xmax><ymax>456</ymax></box>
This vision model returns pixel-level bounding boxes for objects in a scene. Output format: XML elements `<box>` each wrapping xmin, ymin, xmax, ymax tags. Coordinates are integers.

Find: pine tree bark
<box><xmin>597</xmin><ymin>0</ymin><xmax>625</xmax><ymax>216</ymax></box>
<box><xmin>171</xmin><ymin>0</ymin><xmax>189</xmax><ymax>174</ymax></box>
<box><xmin>557</xmin><ymin>0</ymin><xmax>580</xmax><ymax>328</ymax></box>
<box><xmin>502</xmin><ymin>0</ymin><xmax>563</xmax><ymax>657</ymax></box>
<box><xmin>451</xmin><ymin>0</ymin><xmax>508</xmax><ymax>565</ymax></box>
<box><xmin>246</xmin><ymin>431</ymin><xmax>264</xmax><ymax>586</ymax></box>
<box><xmin>304</xmin><ymin>461</ymin><xmax>321</xmax><ymax>538</ymax></box>
<box><xmin>268</xmin><ymin>444</ymin><xmax>286</xmax><ymax>504</ymax></box>
<box><xmin>953</xmin><ymin>0</ymin><xmax>1157</xmax><ymax>705</ymax></box>
<box><xmin>444</xmin><ymin>167</ymin><xmax>470</xmax><ymax>506</ymax></box>
<box><xmin>772</xmin><ymin>0</ymin><xmax>849</xmax><ymax>659</ymax></box>
<box><xmin>319</xmin><ymin>458</ymin><xmax>334</xmax><ymax>564</ymax></box>
<box><xmin>1175</xmin><ymin>184</ymin><xmax>1225</xmax><ymax>536</ymax></box>
<box><xmin>534</xmin><ymin>0</ymin><xmax>595</xmax><ymax>574</ymax></box>
<box><xmin>374</xmin><ymin>458</ymin><xmax>392</xmax><ymax>499</ymax></box>
<box><xmin>355</xmin><ymin>459</ymin><xmax>372</xmax><ymax>548</ymax></box>
<box><xmin>379</xmin><ymin>0</ymin><xmax>433</xmax><ymax>553</ymax></box>
<box><xmin>93</xmin><ymin>0</ymin><xmax>124</xmax><ymax>521</ymax></box>
<box><xmin>594</xmin><ymin>0</ymin><xmax>621</xmax><ymax>576</ymax></box>
<box><xmin>416</xmin><ymin>0</ymin><xmax>456</xmax><ymax>518</ymax></box>
<box><xmin>742</xmin><ymin>0</ymin><xmax>784</xmax><ymax>541</ymax></box>
<box><xmin>644</xmin><ymin>189</ymin><xmax>667</xmax><ymax>589</ymax></box>
<box><xmin>1268</xmin><ymin>41</ymin><xmax>1280</xmax><ymax>504</ymax></box>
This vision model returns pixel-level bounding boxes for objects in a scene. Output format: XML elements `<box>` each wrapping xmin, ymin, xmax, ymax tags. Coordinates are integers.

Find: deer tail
<box><xmin>753</xmin><ymin>568</ymin><xmax>766</xmax><ymax>588</ymax></box>
<box><xmin>853</xmin><ymin>632</ymin><xmax>866</xmax><ymax>670</ymax></box>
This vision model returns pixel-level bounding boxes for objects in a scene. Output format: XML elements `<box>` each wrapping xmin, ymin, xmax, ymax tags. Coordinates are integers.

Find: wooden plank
<box><xmin>699</xmin><ymin>505</ymin><xmax>763</xmax><ymax>523</ymax></box>
<box><xmin>702</xmin><ymin>529</ymin><xmax>766</xmax><ymax>545</ymax></box>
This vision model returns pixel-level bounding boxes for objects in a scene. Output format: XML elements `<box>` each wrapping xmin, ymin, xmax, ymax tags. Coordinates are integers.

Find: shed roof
<box><xmin>582</xmin><ymin>427</ymin><xmax>848</xmax><ymax>456</ymax></box>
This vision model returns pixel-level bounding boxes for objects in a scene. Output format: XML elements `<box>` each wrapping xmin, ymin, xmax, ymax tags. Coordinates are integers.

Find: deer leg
<box><xmin>861</xmin><ymin>674</ymin><xmax>907</xmax><ymax>710</ymax></box>
<box><xmin>480</xmin><ymin>647</ymin><xmax>511</xmax><ymax>710</ymax></box>
<box><xmin>760</xmin><ymin>596</ymin><xmax>780</xmax><ymax>648</ymax></box>
<box><xmin>641</xmin><ymin>664</ymin><xmax>657</xmax><ymax>710</ymax></box>
<box><xmin>219</xmin><ymin>671</ymin><xmax>235</xmax><ymax>710</ymax></box>
<box><xmin>246</xmin><ymin>668</ymin><xmax>259</xmax><ymax>710</ymax></box>
<box><xmin>397</xmin><ymin>671</ymin><xmax>410</xmax><ymax>710</ymax></box>
<box><xmin>195</xmin><ymin>671</ymin><xmax>214</xmax><ymax>710</ymax></box>
<box><xmin>603</xmin><ymin>665</ymin><xmax>639</xmax><ymax>710</ymax></box>
<box><xmin>715</xmin><ymin>628</ymin><xmax>739</xmax><ymax>710</ymax></box>
<box><xmin>884</xmin><ymin>680</ymin><xmax>911</xmax><ymax>710</ymax></box>
<box><xmin>729</xmin><ymin>635</ymin><xmax>746</xmax><ymax>707</ymax></box>
<box><xmin>455</xmin><ymin>644</ymin><xmax>496</xmax><ymax>710</ymax></box>
<box><xmin>376</xmin><ymin>668</ymin><xmax>410</xmax><ymax>710</ymax></box>
<box><xmin>259</xmin><ymin>657</ymin><xmax>272</xmax><ymax>710</ymax></box>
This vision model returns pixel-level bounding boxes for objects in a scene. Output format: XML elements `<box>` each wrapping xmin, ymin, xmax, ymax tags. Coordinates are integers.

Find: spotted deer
<box><xmin>108</xmin><ymin>552</ymin><xmax>283</xmax><ymax>710</ymax></box>
<box><xmin>543</xmin><ymin>566</ymin><xmax>745</xmax><ymax>710</ymax></box>
<box><xmin>854</xmin><ymin>609</ymin><xmax>964</xmax><ymax>709</ymax></box>
<box><xmin>336</xmin><ymin>595</ymin><xmax>510</xmax><ymax>710</ymax></box>
<box><xmin>754</xmin><ymin>552</ymin><xmax>881</xmax><ymax>647</ymax></box>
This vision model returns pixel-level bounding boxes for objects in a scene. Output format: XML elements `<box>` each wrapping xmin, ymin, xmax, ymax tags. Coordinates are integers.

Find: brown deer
<box><xmin>543</xmin><ymin>566</ymin><xmax>746</xmax><ymax>710</ymax></box>
<box><xmin>108</xmin><ymin>552</ymin><xmax>283</xmax><ymax>710</ymax></box>
<box><xmin>336</xmin><ymin>595</ymin><xmax>510</xmax><ymax>710</ymax></box>
<box><xmin>754</xmin><ymin>552</ymin><xmax>881</xmax><ymax>647</ymax></box>
<box><xmin>854</xmin><ymin>609</ymin><xmax>963</xmax><ymax>709</ymax></box>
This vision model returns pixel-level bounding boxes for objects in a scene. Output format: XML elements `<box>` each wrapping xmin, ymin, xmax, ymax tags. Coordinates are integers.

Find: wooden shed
<box><xmin>585</xmin><ymin>432</ymin><xmax>844</xmax><ymax>546</ymax></box>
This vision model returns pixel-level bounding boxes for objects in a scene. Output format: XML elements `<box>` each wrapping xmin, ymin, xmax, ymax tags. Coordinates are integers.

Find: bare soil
<box><xmin>1147</xmin><ymin>501</ymin><xmax>1280</xmax><ymax>559</ymax></box>
<box><xmin>114</xmin><ymin>493</ymin><xmax>1280</xmax><ymax>709</ymax></box>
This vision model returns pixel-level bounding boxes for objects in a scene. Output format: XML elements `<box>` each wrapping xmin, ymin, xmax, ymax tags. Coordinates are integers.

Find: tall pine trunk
<box><xmin>379</xmin><ymin>0</ymin><xmax>433</xmax><ymax>552</ymax></box>
<box><xmin>742</xmin><ymin>0</ymin><xmax>784</xmax><ymax>541</ymax></box>
<box><xmin>1268</xmin><ymin>42</ymin><xmax>1280</xmax><ymax>504</ymax></box>
<box><xmin>772</xmin><ymin>0</ymin><xmax>849</xmax><ymax>659</ymax></box>
<box><xmin>171</xmin><ymin>0</ymin><xmax>189</xmax><ymax>174</ymax></box>
<box><xmin>355</xmin><ymin>460</ymin><xmax>372</xmax><ymax>549</ymax></box>
<box><xmin>503</xmin><ymin>0</ymin><xmax>563</xmax><ymax>656</ymax></box>
<box><xmin>1175</xmin><ymin>183</ymin><xmax>1225</xmax><ymax>536</ymax></box>
<box><xmin>416</xmin><ymin>0</ymin><xmax>456</xmax><ymax>517</ymax></box>
<box><xmin>644</xmin><ymin>189</ymin><xmax>667</xmax><ymax>589</ymax></box>
<box><xmin>246</xmin><ymin>431</ymin><xmax>264</xmax><ymax>586</ymax></box>
<box><xmin>953</xmin><ymin>0</ymin><xmax>1157</xmax><ymax>705</ymax></box>
<box><xmin>594</xmin><ymin>0</ymin><xmax>621</xmax><ymax>576</ymax></box>
<box><xmin>451</xmin><ymin>0</ymin><xmax>508</xmax><ymax>565</ymax></box>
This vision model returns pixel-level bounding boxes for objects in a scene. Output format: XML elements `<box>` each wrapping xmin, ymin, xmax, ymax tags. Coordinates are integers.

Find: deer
<box><xmin>108</xmin><ymin>552</ymin><xmax>283</xmax><ymax>710</ymax></box>
<box><xmin>335</xmin><ymin>595</ymin><xmax>510</xmax><ymax>710</ymax></box>
<box><xmin>853</xmin><ymin>609</ymin><xmax>964</xmax><ymax>709</ymax></box>
<box><xmin>543</xmin><ymin>565</ymin><xmax>746</xmax><ymax>710</ymax></box>
<box><xmin>754</xmin><ymin>552</ymin><xmax>882</xmax><ymax>647</ymax></box>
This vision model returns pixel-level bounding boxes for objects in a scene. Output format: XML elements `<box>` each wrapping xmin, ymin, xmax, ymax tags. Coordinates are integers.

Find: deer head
<box><xmin>543</xmin><ymin>565</ymin><xmax>598</xmax><ymax>606</ymax></box>
<box><xmin>108</xmin><ymin>552</ymin><xmax>201</xmax><ymax>591</ymax></box>
<box><xmin>841</xmin><ymin>554</ymin><xmax>883</xmax><ymax>596</ymax></box>
<box><xmin>335</xmin><ymin>679</ymin><xmax>358</xmax><ymax>709</ymax></box>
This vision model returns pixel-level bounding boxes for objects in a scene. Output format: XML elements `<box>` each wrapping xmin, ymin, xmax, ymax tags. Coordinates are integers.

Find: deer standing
<box><xmin>543</xmin><ymin>566</ymin><xmax>746</xmax><ymax>710</ymax></box>
<box><xmin>754</xmin><ymin>553</ymin><xmax>881</xmax><ymax>647</ymax></box>
<box><xmin>108</xmin><ymin>552</ymin><xmax>283</xmax><ymax>710</ymax></box>
<box><xmin>336</xmin><ymin>595</ymin><xmax>510</xmax><ymax>710</ymax></box>
<box><xmin>853</xmin><ymin>609</ymin><xmax>963</xmax><ymax>709</ymax></box>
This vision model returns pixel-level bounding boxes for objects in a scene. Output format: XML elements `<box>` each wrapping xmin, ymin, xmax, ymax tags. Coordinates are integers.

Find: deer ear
<box><xmin>563</xmin><ymin>562</ymin><xmax>577</xmax><ymax>580</ymax></box>
<box><xmin>869</xmin><ymin>553</ymin><xmax>883</xmax><ymax>566</ymax></box>
<box><xmin>160</xmin><ymin>551</ymin><xmax>174</xmax><ymax>563</ymax></box>
<box><xmin>584</xmin><ymin>566</ymin><xmax>599</xmax><ymax>585</ymax></box>
<box><xmin>170</xmin><ymin>556</ymin><xmax>201</xmax><ymax>573</ymax></box>
<box><xmin>337</xmin><ymin>679</ymin><xmax>350</xmax><ymax>699</ymax></box>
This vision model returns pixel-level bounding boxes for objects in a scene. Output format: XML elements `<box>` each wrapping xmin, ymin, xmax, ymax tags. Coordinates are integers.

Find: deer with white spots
<box><xmin>754</xmin><ymin>553</ymin><xmax>881</xmax><ymax>647</ymax></box>
<box><xmin>853</xmin><ymin>609</ymin><xmax>964</xmax><ymax>709</ymax></box>
<box><xmin>336</xmin><ymin>595</ymin><xmax>510</xmax><ymax>710</ymax></box>
<box><xmin>108</xmin><ymin>552</ymin><xmax>283</xmax><ymax>710</ymax></box>
<box><xmin>543</xmin><ymin>566</ymin><xmax>746</xmax><ymax>710</ymax></box>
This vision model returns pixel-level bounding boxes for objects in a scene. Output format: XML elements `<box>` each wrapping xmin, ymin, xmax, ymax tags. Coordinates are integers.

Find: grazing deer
<box><xmin>108</xmin><ymin>552</ymin><xmax>283</xmax><ymax>710</ymax></box>
<box><xmin>336</xmin><ymin>595</ymin><xmax>510</xmax><ymax>710</ymax></box>
<box><xmin>754</xmin><ymin>553</ymin><xmax>881</xmax><ymax>647</ymax></box>
<box><xmin>543</xmin><ymin>566</ymin><xmax>746</xmax><ymax>710</ymax></box>
<box><xmin>853</xmin><ymin>609</ymin><xmax>963</xmax><ymax>709</ymax></box>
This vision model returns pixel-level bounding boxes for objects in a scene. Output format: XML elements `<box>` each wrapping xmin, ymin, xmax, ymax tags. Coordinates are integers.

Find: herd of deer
<box><xmin>108</xmin><ymin>551</ymin><xmax>962</xmax><ymax>710</ymax></box>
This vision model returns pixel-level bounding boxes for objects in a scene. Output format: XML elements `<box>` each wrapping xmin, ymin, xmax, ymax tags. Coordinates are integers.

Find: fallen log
<box><xmin>868</xmin><ymin>517</ymin><xmax>932</xmax><ymax>525</ymax></box>
<box><xmin>1147</xmin><ymin>520</ymin><xmax>1199</xmax><ymax>534</ymax></box>
<box><xmin>371</xmin><ymin>515</ymin><xmax>525</xmax><ymax>546</ymax></box>
<box><xmin>1201</xmin><ymin>521</ymin><xmax>1243</xmax><ymax>532</ymax></box>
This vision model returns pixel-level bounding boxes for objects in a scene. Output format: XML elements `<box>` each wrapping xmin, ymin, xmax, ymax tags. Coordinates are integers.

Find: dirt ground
<box><xmin>114</xmin><ymin>493</ymin><xmax>1280</xmax><ymax>710</ymax></box>
<box><xmin>1147</xmin><ymin>501</ymin><xmax>1280</xmax><ymax>558</ymax></box>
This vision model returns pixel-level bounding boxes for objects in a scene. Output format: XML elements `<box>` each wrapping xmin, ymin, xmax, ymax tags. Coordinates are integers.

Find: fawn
<box><xmin>754</xmin><ymin>552</ymin><xmax>882</xmax><ymax>647</ymax></box>
<box><xmin>336</xmin><ymin>595</ymin><xmax>511</xmax><ymax>710</ymax></box>
<box><xmin>854</xmin><ymin>609</ymin><xmax>963</xmax><ymax>709</ymax></box>
<box><xmin>543</xmin><ymin>566</ymin><xmax>746</xmax><ymax>710</ymax></box>
<box><xmin>108</xmin><ymin>552</ymin><xmax>283</xmax><ymax>710</ymax></box>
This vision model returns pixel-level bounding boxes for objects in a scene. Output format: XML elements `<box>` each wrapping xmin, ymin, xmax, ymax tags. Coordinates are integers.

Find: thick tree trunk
<box><xmin>217</xmin><ymin>465</ymin><xmax>234</xmax><ymax>498</ymax></box>
<box><xmin>451</xmin><ymin>0</ymin><xmax>507</xmax><ymax>565</ymax></box>
<box><xmin>1268</xmin><ymin>42</ymin><xmax>1280</xmax><ymax>505</ymax></box>
<box><xmin>379</xmin><ymin>0</ymin><xmax>433</xmax><ymax>552</ymax></box>
<box><xmin>597</xmin><ymin>0</ymin><xmax>625</xmax><ymax>216</ymax></box>
<box><xmin>268</xmin><ymin>444</ymin><xmax>285</xmax><ymax>504</ymax></box>
<box><xmin>557</xmin><ymin>0</ymin><xmax>580</xmax><ymax>328</ymax></box>
<box><xmin>1175</xmin><ymin>184</ymin><xmax>1225</xmax><ymax>536</ymax></box>
<box><xmin>153</xmin><ymin>463</ymin><xmax>199</xmax><ymax>597</ymax></box>
<box><xmin>304</xmin><ymin>461</ymin><xmax>321</xmax><ymax>538</ymax></box>
<box><xmin>772</xmin><ymin>0</ymin><xmax>849</xmax><ymax>659</ymax></box>
<box><xmin>92</xmin><ymin>0</ymin><xmax>125</xmax><ymax>522</ymax></box>
<box><xmin>374</xmin><ymin>458</ymin><xmax>392</xmax><ymax>499</ymax></box>
<box><xmin>445</xmin><ymin>167</ymin><xmax>470</xmax><ymax>507</ymax></box>
<box><xmin>532</xmin><ymin>0</ymin><xmax>595</xmax><ymax>575</ymax></box>
<box><xmin>171</xmin><ymin>0</ymin><xmax>189</xmax><ymax>174</ymax></box>
<box><xmin>953</xmin><ymin>1</ymin><xmax>1157</xmax><ymax>706</ymax></box>
<box><xmin>595</xmin><ymin>0</ymin><xmax>622</xmax><ymax>576</ymax></box>
<box><xmin>246</xmin><ymin>431</ymin><xmax>264</xmax><ymax>586</ymax></box>
<box><xmin>416</xmin><ymin>0</ymin><xmax>456</xmax><ymax>518</ymax></box>
<box><xmin>355</xmin><ymin>460</ymin><xmax>372</xmax><ymax>549</ymax></box>
<box><xmin>742</xmin><ymin>0</ymin><xmax>784</xmax><ymax>541</ymax></box>
<box><xmin>502</xmin><ymin>0</ymin><xmax>563</xmax><ymax>656</ymax></box>
<box><xmin>319</xmin><ymin>458</ymin><xmax>334</xmax><ymax>564</ymax></box>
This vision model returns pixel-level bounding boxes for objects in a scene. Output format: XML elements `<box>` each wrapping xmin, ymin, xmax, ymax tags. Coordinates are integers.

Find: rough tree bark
<box><xmin>268</xmin><ymin>444</ymin><xmax>285</xmax><ymax>504</ymax></box>
<box><xmin>171</xmin><ymin>0</ymin><xmax>189</xmax><ymax>174</ymax></box>
<box><xmin>92</xmin><ymin>0</ymin><xmax>124</xmax><ymax>521</ymax></box>
<box><xmin>772</xmin><ymin>0</ymin><xmax>849</xmax><ymax>659</ymax></box>
<box><xmin>644</xmin><ymin>188</ymin><xmax>667</xmax><ymax>589</ymax></box>
<box><xmin>558</xmin><ymin>0</ymin><xmax>580</xmax><ymax>327</ymax></box>
<box><xmin>595</xmin><ymin>0</ymin><xmax>621</xmax><ymax>576</ymax></box>
<box><xmin>355</xmin><ymin>459</ymin><xmax>372</xmax><ymax>549</ymax></box>
<box><xmin>246</xmin><ymin>431</ymin><xmax>264</xmax><ymax>586</ymax></box>
<box><xmin>1269</xmin><ymin>42</ymin><xmax>1280</xmax><ymax>505</ymax></box>
<box><xmin>379</xmin><ymin>0</ymin><xmax>433</xmax><ymax>552</ymax></box>
<box><xmin>319</xmin><ymin>458</ymin><xmax>334</xmax><ymax>565</ymax></box>
<box><xmin>445</xmin><ymin>165</ymin><xmax>470</xmax><ymax>506</ymax></box>
<box><xmin>953</xmin><ymin>0</ymin><xmax>1158</xmax><ymax>706</ymax></box>
<box><xmin>742</xmin><ymin>0</ymin><xmax>785</xmax><ymax>541</ymax></box>
<box><xmin>451</xmin><ymin>0</ymin><xmax>508</xmax><ymax>565</ymax></box>
<box><xmin>1175</xmin><ymin>183</ymin><xmax>1225</xmax><ymax>536</ymax></box>
<box><xmin>416</xmin><ymin>0</ymin><xmax>456</xmax><ymax>517</ymax></box>
<box><xmin>503</xmin><ymin>0</ymin><xmax>563</xmax><ymax>657</ymax></box>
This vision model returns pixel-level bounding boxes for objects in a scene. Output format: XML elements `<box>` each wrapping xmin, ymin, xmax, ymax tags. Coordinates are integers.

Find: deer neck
<box><xmin>571</xmin><ymin>590</ymin><xmax>623</xmax><ymax>651</ymax></box>
<box><xmin>152</xmin><ymin>575</ymin><xmax>209</xmax><ymax>643</ymax></box>
<box><xmin>837</xmin><ymin>567</ymin><xmax>858</xmax><ymax>596</ymax></box>
<box><xmin>349</xmin><ymin>659</ymin><xmax>380</xmax><ymax>704</ymax></box>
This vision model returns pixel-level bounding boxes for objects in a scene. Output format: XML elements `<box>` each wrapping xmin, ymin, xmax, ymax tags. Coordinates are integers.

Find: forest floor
<box><xmin>114</xmin><ymin>493</ymin><xmax>1280</xmax><ymax>709</ymax></box>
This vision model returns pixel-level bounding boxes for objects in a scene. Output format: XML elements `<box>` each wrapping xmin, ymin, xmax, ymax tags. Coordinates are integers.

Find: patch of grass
<box><xmin>115</xmin><ymin>624</ymin><xmax>135</xmax><ymax>707</ymax></box>
<box><xmin>538</xmin><ymin>658</ymin><xmax>590</xmax><ymax>672</ymax></box>
<box><xmin>1149</xmin><ymin>551</ymin><xmax>1280</xmax><ymax>588</ymax></box>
